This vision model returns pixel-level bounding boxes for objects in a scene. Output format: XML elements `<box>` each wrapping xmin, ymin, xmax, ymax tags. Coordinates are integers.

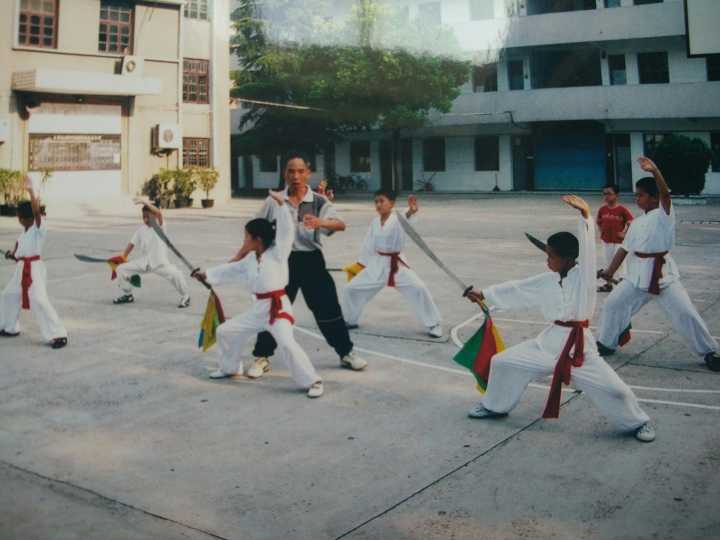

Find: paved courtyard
<box><xmin>1</xmin><ymin>194</ymin><xmax>719</xmax><ymax>540</ymax></box>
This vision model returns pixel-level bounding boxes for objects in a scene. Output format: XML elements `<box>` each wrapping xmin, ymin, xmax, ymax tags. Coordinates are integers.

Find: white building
<box><xmin>231</xmin><ymin>0</ymin><xmax>720</xmax><ymax>194</ymax></box>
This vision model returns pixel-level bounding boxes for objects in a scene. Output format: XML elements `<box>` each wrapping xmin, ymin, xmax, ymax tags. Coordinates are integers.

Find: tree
<box><xmin>231</xmin><ymin>0</ymin><xmax>471</xmax><ymax>188</ymax></box>
<box><xmin>652</xmin><ymin>135</ymin><xmax>712</xmax><ymax>195</ymax></box>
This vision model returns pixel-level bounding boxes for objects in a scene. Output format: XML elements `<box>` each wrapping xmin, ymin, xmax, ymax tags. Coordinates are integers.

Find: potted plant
<box><xmin>142</xmin><ymin>169</ymin><xmax>175</xmax><ymax>209</ymax></box>
<box><xmin>196</xmin><ymin>167</ymin><xmax>220</xmax><ymax>208</ymax></box>
<box><xmin>172</xmin><ymin>168</ymin><xmax>196</xmax><ymax>208</ymax></box>
<box><xmin>0</xmin><ymin>169</ymin><xmax>10</xmax><ymax>216</ymax></box>
<box><xmin>0</xmin><ymin>170</ymin><xmax>23</xmax><ymax>216</ymax></box>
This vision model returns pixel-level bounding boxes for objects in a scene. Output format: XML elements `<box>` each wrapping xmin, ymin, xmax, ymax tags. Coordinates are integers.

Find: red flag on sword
<box><xmin>453</xmin><ymin>304</ymin><xmax>505</xmax><ymax>393</ymax></box>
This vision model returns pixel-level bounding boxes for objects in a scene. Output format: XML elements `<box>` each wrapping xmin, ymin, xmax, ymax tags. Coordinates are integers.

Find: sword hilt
<box><xmin>462</xmin><ymin>285</ymin><xmax>473</xmax><ymax>298</ymax></box>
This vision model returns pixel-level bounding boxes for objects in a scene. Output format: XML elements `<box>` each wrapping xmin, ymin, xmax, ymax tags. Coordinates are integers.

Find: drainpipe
<box><xmin>177</xmin><ymin>3</ymin><xmax>184</xmax><ymax>169</ymax></box>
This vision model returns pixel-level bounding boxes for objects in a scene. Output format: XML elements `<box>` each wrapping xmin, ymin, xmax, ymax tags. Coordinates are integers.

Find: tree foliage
<box><xmin>230</xmin><ymin>0</ymin><xmax>471</xmax><ymax>157</ymax></box>
<box><xmin>652</xmin><ymin>135</ymin><xmax>712</xmax><ymax>195</ymax></box>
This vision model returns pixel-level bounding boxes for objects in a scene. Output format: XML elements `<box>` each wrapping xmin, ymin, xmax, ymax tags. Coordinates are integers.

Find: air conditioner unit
<box><xmin>121</xmin><ymin>55</ymin><xmax>144</xmax><ymax>76</ymax></box>
<box><xmin>0</xmin><ymin>116</ymin><xmax>10</xmax><ymax>143</ymax></box>
<box><xmin>152</xmin><ymin>123</ymin><xmax>182</xmax><ymax>152</ymax></box>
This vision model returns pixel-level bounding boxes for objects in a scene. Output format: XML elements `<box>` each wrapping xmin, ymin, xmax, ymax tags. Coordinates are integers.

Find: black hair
<box><xmin>245</xmin><ymin>218</ymin><xmax>276</xmax><ymax>249</ymax></box>
<box><xmin>17</xmin><ymin>201</ymin><xmax>34</xmax><ymax>220</ymax></box>
<box><xmin>547</xmin><ymin>231</ymin><xmax>579</xmax><ymax>260</ymax></box>
<box><xmin>374</xmin><ymin>188</ymin><xmax>397</xmax><ymax>201</ymax></box>
<box><xmin>141</xmin><ymin>205</ymin><xmax>151</xmax><ymax>213</ymax></box>
<box><xmin>635</xmin><ymin>177</ymin><xmax>659</xmax><ymax>198</ymax></box>
<box><xmin>282</xmin><ymin>150</ymin><xmax>312</xmax><ymax>171</ymax></box>
<box><xmin>603</xmin><ymin>184</ymin><xmax>619</xmax><ymax>194</ymax></box>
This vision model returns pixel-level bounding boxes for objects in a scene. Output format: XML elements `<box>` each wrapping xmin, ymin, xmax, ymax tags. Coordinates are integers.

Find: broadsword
<box><xmin>396</xmin><ymin>211</ymin><xmax>473</xmax><ymax>297</ymax></box>
<box><xmin>148</xmin><ymin>217</ymin><xmax>211</xmax><ymax>290</ymax></box>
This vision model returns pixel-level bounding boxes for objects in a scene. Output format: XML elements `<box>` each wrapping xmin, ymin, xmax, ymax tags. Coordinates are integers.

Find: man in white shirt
<box><xmin>112</xmin><ymin>199</ymin><xmax>190</xmax><ymax>308</ymax></box>
<box><xmin>597</xmin><ymin>157</ymin><xmax>719</xmax><ymax>371</ymax></box>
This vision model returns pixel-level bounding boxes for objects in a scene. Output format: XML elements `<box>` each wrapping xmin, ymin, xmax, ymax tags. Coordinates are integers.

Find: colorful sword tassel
<box><xmin>198</xmin><ymin>291</ymin><xmax>226</xmax><ymax>352</ymax></box>
<box><xmin>453</xmin><ymin>304</ymin><xmax>505</xmax><ymax>393</ymax></box>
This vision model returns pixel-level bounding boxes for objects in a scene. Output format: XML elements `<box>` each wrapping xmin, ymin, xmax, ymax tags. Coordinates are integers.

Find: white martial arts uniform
<box><xmin>602</xmin><ymin>241</ymin><xmax>626</xmax><ymax>279</ymax></box>
<box><xmin>117</xmin><ymin>223</ymin><xmax>188</xmax><ymax>297</ymax></box>
<box><xmin>341</xmin><ymin>211</ymin><xmax>441</xmax><ymax>328</ymax></box>
<box><xmin>598</xmin><ymin>205</ymin><xmax>718</xmax><ymax>354</ymax></box>
<box><xmin>205</xmin><ymin>201</ymin><xmax>320</xmax><ymax>388</ymax></box>
<box><xmin>0</xmin><ymin>221</ymin><xmax>67</xmax><ymax>341</ymax></box>
<box><xmin>480</xmin><ymin>216</ymin><xmax>649</xmax><ymax>431</ymax></box>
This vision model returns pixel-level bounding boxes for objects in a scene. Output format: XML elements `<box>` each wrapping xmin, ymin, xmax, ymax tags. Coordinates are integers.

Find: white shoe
<box><xmin>340</xmin><ymin>351</ymin><xmax>368</xmax><ymax>371</ymax></box>
<box><xmin>428</xmin><ymin>324</ymin><xmax>443</xmax><ymax>338</ymax></box>
<box><xmin>307</xmin><ymin>381</ymin><xmax>324</xmax><ymax>398</ymax></box>
<box><xmin>635</xmin><ymin>423</ymin><xmax>656</xmax><ymax>443</ymax></box>
<box><xmin>178</xmin><ymin>295</ymin><xmax>191</xmax><ymax>308</ymax></box>
<box><xmin>246</xmin><ymin>357</ymin><xmax>270</xmax><ymax>379</ymax></box>
<box><xmin>468</xmin><ymin>403</ymin><xmax>507</xmax><ymax>419</ymax></box>
<box><xmin>209</xmin><ymin>369</ymin><xmax>233</xmax><ymax>379</ymax></box>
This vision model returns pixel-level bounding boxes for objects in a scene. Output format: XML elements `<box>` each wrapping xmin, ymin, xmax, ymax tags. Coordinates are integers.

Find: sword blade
<box><xmin>525</xmin><ymin>233</ymin><xmax>547</xmax><ymax>253</ymax></box>
<box><xmin>74</xmin><ymin>254</ymin><xmax>109</xmax><ymax>263</ymax></box>
<box><xmin>148</xmin><ymin>217</ymin><xmax>196</xmax><ymax>272</ymax></box>
<box><xmin>396</xmin><ymin>211</ymin><xmax>469</xmax><ymax>293</ymax></box>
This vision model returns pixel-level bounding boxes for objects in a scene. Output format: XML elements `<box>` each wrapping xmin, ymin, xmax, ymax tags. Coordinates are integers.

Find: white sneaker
<box><xmin>178</xmin><ymin>295</ymin><xmax>191</xmax><ymax>308</ymax></box>
<box><xmin>246</xmin><ymin>357</ymin><xmax>270</xmax><ymax>379</ymax></box>
<box><xmin>428</xmin><ymin>324</ymin><xmax>443</xmax><ymax>338</ymax></box>
<box><xmin>340</xmin><ymin>351</ymin><xmax>368</xmax><ymax>371</ymax></box>
<box><xmin>635</xmin><ymin>423</ymin><xmax>656</xmax><ymax>443</ymax></box>
<box><xmin>468</xmin><ymin>402</ymin><xmax>507</xmax><ymax>419</ymax></box>
<box><xmin>209</xmin><ymin>369</ymin><xmax>233</xmax><ymax>379</ymax></box>
<box><xmin>307</xmin><ymin>381</ymin><xmax>324</xmax><ymax>398</ymax></box>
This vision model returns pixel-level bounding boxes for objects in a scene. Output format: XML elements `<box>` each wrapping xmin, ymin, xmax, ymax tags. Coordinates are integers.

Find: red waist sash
<box><xmin>543</xmin><ymin>319</ymin><xmax>590</xmax><ymax>419</ymax></box>
<box><xmin>255</xmin><ymin>289</ymin><xmax>294</xmax><ymax>325</ymax></box>
<box><xmin>18</xmin><ymin>256</ymin><xmax>40</xmax><ymax>310</ymax></box>
<box><xmin>635</xmin><ymin>251</ymin><xmax>668</xmax><ymax>295</ymax></box>
<box><xmin>377</xmin><ymin>252</ymin><xmax>408</xmax><ymax>287</ymax></box>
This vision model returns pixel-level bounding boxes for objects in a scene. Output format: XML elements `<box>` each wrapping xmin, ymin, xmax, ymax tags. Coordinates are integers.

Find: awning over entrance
<box><xmin>12</xmin><ymin>69</ymin><xmax>161</xmax><ymax>97</ymax></box>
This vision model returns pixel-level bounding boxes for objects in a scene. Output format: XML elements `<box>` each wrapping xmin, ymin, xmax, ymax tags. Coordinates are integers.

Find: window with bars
<box><xmin>99</xmin><ymin>0</ymin><xmax>133</xmax><ymax>54</ymax></box>
<box><xmin>18</xmin><ymin>0</ymin><xmax>58</xmax><ymax>49</ymax></box>
<box><xmin>184</xmin><ymin>59</ymin><xmax>210</xmax><ymax>103</ymax></box>
<box><xmin>185</xmin><ymin>0</ymin><xmax>210</xmax><ymax>20</ymax></box>
<box><xmin>474</xmin><ymin>136</ymin><xmax>499</xmax><ymax>171</ymax></box>
<box><xmin>183</xmin><ymin>138</ymin><xmax>211</xmax><ymax>167</ymax></box>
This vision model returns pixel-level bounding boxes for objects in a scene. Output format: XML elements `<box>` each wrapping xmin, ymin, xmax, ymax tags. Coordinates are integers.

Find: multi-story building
<box><xmin>232</xmin><ymin>0</ymin><xmax>720</xmax><ymax>194</ymax></box>
<box><xmin>0</xmin><ymin>0</ymin><xmax>231</xmax><ymax>210</ymax></box>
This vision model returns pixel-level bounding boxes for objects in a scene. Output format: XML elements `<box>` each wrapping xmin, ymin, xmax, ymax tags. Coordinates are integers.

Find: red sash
<box><xmin>255</xmin><ymin>290</ymin><xmax>294</xmax><ymax>325</ymax></box>
<box><xmin>18</xmin><ymin>256</ymin><xmax>40</xmax><ymax>310</ymax></box>
<box><xmin>543</xmin><ymin>320</ymin><xmax>589</xmax><ymax>419</ymax></box>
<box><xmin>378</xmin><ymin>252</ymin><xmax>408</xmax><ymax>287</ymax></box>
<box><xmin>635</xmin><ymin>251</ymin><xmax>668</xmax><ymax>295</ymax></box>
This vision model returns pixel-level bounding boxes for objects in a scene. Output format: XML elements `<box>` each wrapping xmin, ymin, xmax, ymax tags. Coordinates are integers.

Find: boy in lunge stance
<box><xmin>465</xmin><ymin>195</ymin><xmax>654</xmax><ymax>442</ymax></box>
<box><xmin>342</xmin><ymin>190</ymin><xmax>443</xmax><ymax>338</ymax></box>
<box><xmin>597</xmin><ymin>157</ymin><xmax>719</xmax><ymax>370</ymax></box>
<box><xmin>112</xmin><ymin>198</ymin><xmax>190</xmax><ymax>308</ymax></box>
<box><xmin>192</xmin><ymin>190</ymin><xmax>323</xmax><ymax>398</ymax></box>
<box><xmin>1</xmin><ymin>175</ymin><xmax>67</xmax><ymax>348</ymax></box>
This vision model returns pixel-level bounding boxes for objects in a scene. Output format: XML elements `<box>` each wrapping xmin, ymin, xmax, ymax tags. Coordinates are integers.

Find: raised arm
<box><xmin>24</xmin><ymin>175</ymin><xmax>41</xmax><ymax>228</ymax></box>
<box><xmin>638</xmin><ymin>156</ymin><xmax>671</xmax><ymax>215</ymax></box>
<box><xmin>405</xmin><ymin>194</ymin><xmax>419</xmax><ymax>221</ymax></box>
<box><xmin>133</xmin><ymin>196</ymin><xmax>164</xmax><ymax>226</ymax></box>
<box><xmin>562</xmin><ymin>195</ymin><xmax>596</xmax><ymax>316</ymax></box>
<box><xmin>268</xmin><ymin>190</ymin><xmax>295</xmax><ymax>260</ymax></box>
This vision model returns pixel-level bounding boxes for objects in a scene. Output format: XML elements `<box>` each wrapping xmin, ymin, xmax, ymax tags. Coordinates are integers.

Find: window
<box><xmin>258</xmin><ymin>154</ymin><xmax>278</xmax><ymax>173</ymax></box>
<box><xmin>634</xmin><ymin>0</ymin><xmax>662</xmax><ymax>5</ymax></box>
<box><xmin>638</xmin><ymin>52</ymin><xmax>669</xmax><ymax>84</ymax></box>
<box><xmin>711</xmin><ymin>133</ymin><xmax>720</xmax><ymax>173</ymax></box>
<box><xmin>707</xmin><ymin>55</ymin><xmax>720</xmax><ymax>82</ymax></box>
<box><xmin>418</xmin><ymin>2</ymin><xmax>441</xmax><ymax>25</ymax></box>
<box><xmin>469</xmin><ymin>0</ymin><xmax>494</xmax><ymax>20</ymax></box>
<box><xmin>531</xmin><ymin>49</ymin><xmax>602</xmax><ymax>88</ymax></box>
<box><xmin>99</xmin><ymin>0</ymin><xmax>133</xmax><ymax>54</ymax></box>
<box><xmin>185</xmin><ymin>0</ymin><xmax>210</xmax><ymax>20</ymax></box>
<box><xmin>423</xmin><ymin>138</ymin><xmax>445</xmax><ymax>172</ymax></box>
<box><xmin>184</xmin><ymin>59</ymin><xmax>210</xmax><ymax>103</ymax></box>
<box><xmin>642</xmin><ymin>133</ymin><xmax>667</xmax><ymax>159</ymax></box>
<box><xmin>350</xmin><ymin>141</ymin><xmax>371</xmax><ymax>172</ymax></box>
<box><xmin>473</xmin><ymin>63</ymin><xmax>498</xmax><ymax>92</ymax></box>
<box><xmin>604</xmin><ymin>0</ymin><xmax>621</xmax><ymax>6</ymax></box>
<box><xmin>527</xmin><ymin>0</ymin><xmax>596</xmax><ymax>16</ymax></box>
<box><xmin>183</xmin><ymin>138</ymin><xmax>211</xmax><ymax>167</ymax></box>
<box><xmin>474</xmin><ymin>136</ymin><xmax>499</xmax><ymax>171</ymax></box>
<box><xmin>508</xmin><ymin>60</ymin><xmax>524</xmax><ymax>90</ymax></box>
<box><xmin>608</xmin><ymin>54</ymin><xmax>627</xmax><ymax>85</ymax></box>
<box><xmin>18</xmin><ymin>0</ymin><xmax>58</xmax><ymax>49</ymax></box>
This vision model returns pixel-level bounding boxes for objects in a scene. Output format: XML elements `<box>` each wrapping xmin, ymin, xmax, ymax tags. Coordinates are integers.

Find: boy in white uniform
<box><xmin>192</xmin><ymin>190</ymin><xmax>323</xmax><ymax>398</ymax></box>
<box><xmin>342</xmin><ymin>190</ymin><xmax>443</xmax><ymax>338</ymax></box>
<box><xmin>113</xmin><ymin>199</ymin><xmax>190</xmax><ymax>308</ymax></box>
<box><xmin>465</xmin><ymin>196</ymin><xmax>654</xmax><ymax>442</ymax></box>
<box><xmin>1</xmin><ymin>176</ymin><xmax>67</xmax><ymax>348</ymax></box>
<box><xmin>597</xmin><ymin>157</ymin><xmax>720</xmax><ymax>371</ymax></box>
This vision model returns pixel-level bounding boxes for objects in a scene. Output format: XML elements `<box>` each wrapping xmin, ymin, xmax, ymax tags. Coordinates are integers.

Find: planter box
<box><xmin>201</xmin><ymin>199</ymin><xmax>214</xmax><ymax>209</ymax></box>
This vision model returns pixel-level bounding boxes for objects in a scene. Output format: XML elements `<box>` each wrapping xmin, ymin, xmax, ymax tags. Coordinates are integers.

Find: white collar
<box><xmin>283</xmin><ymin>185</ymin><xmax>314</xmax><ymax>203</ymax></box>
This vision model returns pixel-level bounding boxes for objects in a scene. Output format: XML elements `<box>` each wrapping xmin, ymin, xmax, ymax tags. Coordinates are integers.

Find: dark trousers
<box><xmin>253</xmin><ymin>250</ymin><xmax>354</xmax><ymax>359</ymax></box>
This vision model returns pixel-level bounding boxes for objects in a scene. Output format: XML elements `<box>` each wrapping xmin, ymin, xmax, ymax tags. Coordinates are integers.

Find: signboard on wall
<box><xmin>685</xmin><ymin>0</ymin><xmax>720</xmax><ymax>57</ymax></box>
<box><xmin>28</xmin><ymin>134</ymin><xmax>121</xmax><ymax>171</ymax></box>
